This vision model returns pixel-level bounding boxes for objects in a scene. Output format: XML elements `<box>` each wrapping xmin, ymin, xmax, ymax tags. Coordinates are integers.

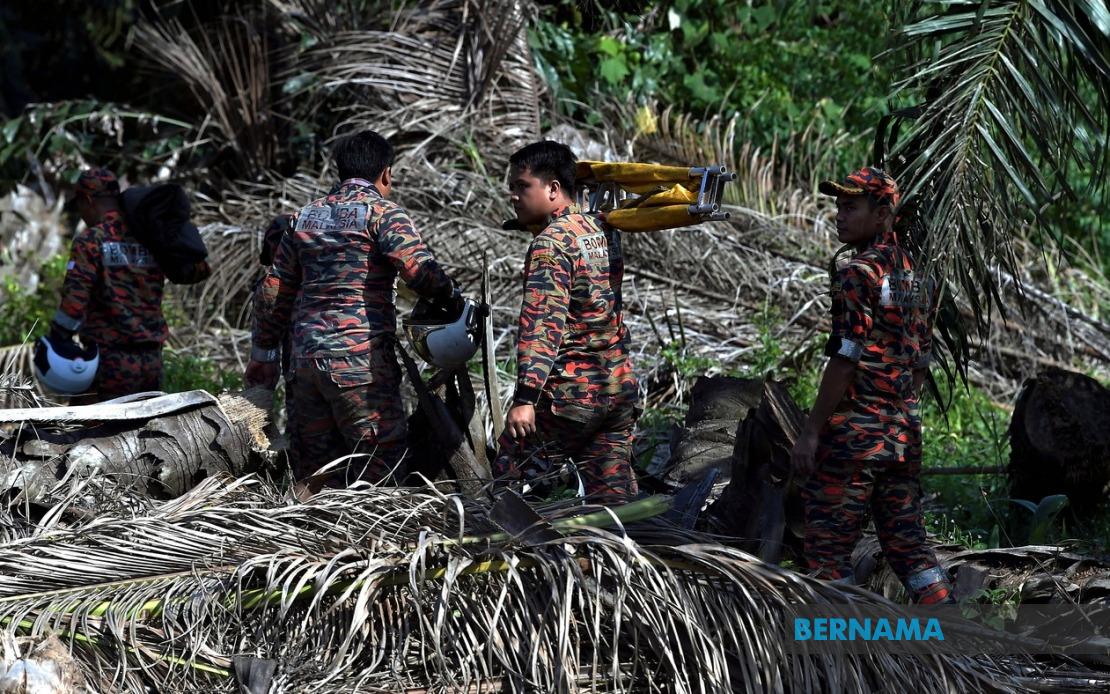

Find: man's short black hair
<box><xmin>509</xmin><ymin>140</ymin><xmax>576</xmax><ymax>193</ymax></box>
<box><xmin>334</xmin><ymin>130</ymin><xmax>394</xmax><ymax>182</ymax></box>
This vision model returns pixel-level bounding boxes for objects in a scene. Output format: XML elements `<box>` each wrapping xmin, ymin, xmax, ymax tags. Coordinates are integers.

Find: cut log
<box><xmin>0</xmin><ymin>388</ymin><xmax>273</xmax><ymax>504</ymax></box>
<box><xmin>1008</xmin><ymin>368</ymin><xmax>1110</xmax><ymax>515</ymax></box>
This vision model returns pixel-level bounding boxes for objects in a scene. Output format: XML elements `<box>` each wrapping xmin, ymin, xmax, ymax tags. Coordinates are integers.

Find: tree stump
<box><xmin>1008</xmin><ymin>368</ymin><xmax>1110</xmax><ymax>515</ymax></box>
<box><xmin>662</xmin><ymin>376</ymin><xmax>763</xmax><ymax>492</ymax></box>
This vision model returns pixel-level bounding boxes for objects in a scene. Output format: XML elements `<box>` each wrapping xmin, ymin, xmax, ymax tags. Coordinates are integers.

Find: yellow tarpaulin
<box><xmin>576</xmin><ymin>161</ymin><xmax>697</xmax><ymax>194</ymax></box>
<box><xmin>603</xmin><ymin>204</ymin><xmax>695</xmax><ymax>233</ymax></box>
<box><xmin>616</xmin><ymin>183</ymin><xmax>697</xmax><ymax>209</ymax></box>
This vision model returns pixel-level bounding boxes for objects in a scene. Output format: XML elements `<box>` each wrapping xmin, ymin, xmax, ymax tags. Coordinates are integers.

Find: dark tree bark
<box><xmin>706</xmin><ymin>379</ymin><xmax>806</xmax><ymax>563</ymax></box>
<box><xmin>662</xmin><ymin>376</ymin><xmax>764</xmax><ymax>491</ymax></box>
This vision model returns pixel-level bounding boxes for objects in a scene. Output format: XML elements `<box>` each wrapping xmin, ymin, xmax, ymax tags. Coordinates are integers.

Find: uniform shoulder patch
<box><xmin>295</xmin><ymin>202</ymin><xmax>369</xmax><ymax>232</ymax></box>
<box><xmin>575</xmin><ymin>232</ymin><xmax>609</xmax><ymax>267</ymax></box>
<box><xmin>880</xmin><ymin>270</ymin><xmax>931</xmax><ymax>309</ymax></box>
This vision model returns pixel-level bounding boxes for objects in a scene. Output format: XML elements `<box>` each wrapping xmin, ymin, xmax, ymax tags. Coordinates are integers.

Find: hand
<box><xmin>506</xmin><ymin>403</ymin><xmax>536</xmax><ymax>439</ymax></box>
<box><xmin>790</xmin><ymin>431</ymin><xmax>820</xmax><ymax>479</ymax></box>
<box><xmin>244</xmin><ymin>359</ymin><xmax>279</xmax><ymax>389</ymax></box>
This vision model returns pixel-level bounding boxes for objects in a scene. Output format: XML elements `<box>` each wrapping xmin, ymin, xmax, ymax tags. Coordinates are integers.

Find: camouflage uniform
<box><xmin>252</xmin><ymin>179</ymin><xmax>455</xmax><ymax>485</ymax></box>
<box><xmin>493</xmin><ymin>205</ymin><xmax>640</xmax><ymax>499</ymax></box>
<box><xmin>54</xmin><ymin>170</ymin><xmax>168</xmax><ymax>402</ymax></box>
<box><xmin>804</xmin><ymin>167</ymin><xmax>952</xmax><ymax>604</ymax></box>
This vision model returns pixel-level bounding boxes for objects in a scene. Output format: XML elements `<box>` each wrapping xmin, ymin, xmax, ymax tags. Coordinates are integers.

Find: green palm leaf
<box><xmin>886</xmin><ymin>0</ymin><xmax>1110</xmax><ymax>346</ymax></box>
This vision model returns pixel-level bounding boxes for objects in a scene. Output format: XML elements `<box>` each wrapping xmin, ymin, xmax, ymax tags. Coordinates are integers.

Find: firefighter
<box><xmin>790</xmin><ymin>166</ymin><xmax>954</xmax><ymax>604</ymax></box>
<box><xmin>493</xmin><ymin>140</ymin><xmax>639</xmax><ymax>500</ymax></box>
<box><xmin>46</xmin><ymin>168</ymin><xmax>171</xmax><ymax>403</ymax></box>
<box><xmin>245</xmin><ymin>130</ymin><xmax>460</xmax><ymax>497</ymax></box>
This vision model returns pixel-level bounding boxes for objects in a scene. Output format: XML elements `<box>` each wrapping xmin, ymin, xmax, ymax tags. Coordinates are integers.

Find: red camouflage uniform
<box><xmin>804</xmin><ymin>223</ymin><xmax>951</xmax><ymax>603</ymax></box>
<box><xmin>252</xmin><ymin>179</ymin><xmax>455</xmax><ymax>485</ymax></box>
<box><xmin>494</xmin><ymin>205</ymin><xmax>640</xmax><ymax>499</ymax></box>
<box><xmin>55</xmin><ymin>209</ymin><xmax>168</xmax><ymax>400</ymax></box>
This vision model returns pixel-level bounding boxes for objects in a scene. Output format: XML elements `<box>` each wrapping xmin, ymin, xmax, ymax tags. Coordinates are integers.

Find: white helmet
<box><xmin>34</xmin><ymin>334</ymin><xmax>99</xmax><ymax>395</ymax></box>
<box><xmin>404</xmin><ymin>298</ymin><xmax>483</xmax><ymax>370</ymax></box>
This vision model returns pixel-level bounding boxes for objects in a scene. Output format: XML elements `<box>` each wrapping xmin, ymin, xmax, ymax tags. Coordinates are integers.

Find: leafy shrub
<box><xmin>161</xmin><ymin>350</ymin><xmax>243</xmax><ymax>394</ymax></box>
<box><xmin>530</xmin><ymin>1</ymin><xmax>891</xmax><ymax>170</ymax></box>
<box><xmin>919</xmin><ymin>380</ymin><xmax>1010</xmax><ymax>546</ymax></box>
<box><xmin>0</xmin><ymin>253</ymin><xmax>68</xmax><ymax>345</ymax></box>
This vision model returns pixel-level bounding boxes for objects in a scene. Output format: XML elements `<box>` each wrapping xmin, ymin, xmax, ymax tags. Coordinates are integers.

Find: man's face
<box><xmin>508</xmin><ymin>165</ymin><xmax>556</xmax><ymax>227</ymax></box>
<box><xmin>834</xmin><ymin>194</ymin><xmax>886</xmax><ymax>246</ymax></box>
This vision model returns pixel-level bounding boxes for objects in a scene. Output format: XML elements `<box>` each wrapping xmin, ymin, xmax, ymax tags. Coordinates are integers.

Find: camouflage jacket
<box><xmin>54</xmin><ymin>210</ymin><xmax>168</xmax><ymax>346</ymax></box>
<box><xmin>821</xmin><ymin>230</ymin><xmax>934</xmax><ymax>461</ymax></box>
<box><xmin>251</xmin><ymin>180</ymin><xmax>454</xmax><ymax>362</ymax></box>
<box><xmin>513</xmin><ymin>205</ymin><xmax>636</xmax><ymax>407</ymax></box>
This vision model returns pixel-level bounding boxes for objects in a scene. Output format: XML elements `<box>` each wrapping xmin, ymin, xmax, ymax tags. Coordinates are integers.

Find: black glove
<box><xmin>429</xmin><ymin>283</ymin><xmax>465</xmax><ymax>319</ymax></box>
<box><xmin>48</xmin><ymin>321</ymin><xmax>76</xmax><ymax>344</ymax></box>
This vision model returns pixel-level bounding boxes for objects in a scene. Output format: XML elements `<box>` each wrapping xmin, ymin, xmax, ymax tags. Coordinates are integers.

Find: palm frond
<box><xmin>279</xmin><ymin>0</ymin><xmax>540</xmax><ymax>162</ymax></box>
<box><xmin>0</xmin><ymin>473</ymin><xmax>1038</xmax><ymax>688</ymax></box>
<box><xmin>887</xmin><ymin>0</ymin><xmax>1110</xmax><ymax>339</ymax></box>
<box><xmin>130</xmin><ymin>10</ymin><xmax>277</xmax><ymax>175</ymax></box>
<box><xmin>0</xmin><ymin>475</ymin><xmax>1051</xmax><ymax>691</ymax></box>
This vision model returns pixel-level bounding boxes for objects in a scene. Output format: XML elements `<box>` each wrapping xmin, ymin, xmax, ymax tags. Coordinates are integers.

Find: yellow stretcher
<box><xmin>574</xmin><ymin>161</ymin><xmax>736</xmax><ymax>232</ymax></box>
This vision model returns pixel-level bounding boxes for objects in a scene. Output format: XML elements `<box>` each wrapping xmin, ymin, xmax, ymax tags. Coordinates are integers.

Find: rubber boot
<box><xmin>905</xmin><ymin>565</ymin><xmax>956</xmax><ymax>604</ymax></box>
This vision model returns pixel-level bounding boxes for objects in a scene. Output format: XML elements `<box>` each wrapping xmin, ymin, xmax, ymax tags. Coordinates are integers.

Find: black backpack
<box><xmin>121</xmin><ymin>183</ymin><xmax>209</xmax><ymax>284</ymax></box>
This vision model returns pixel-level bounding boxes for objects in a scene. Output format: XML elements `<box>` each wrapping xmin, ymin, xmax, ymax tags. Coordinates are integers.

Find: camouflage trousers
<box><xmin>802</xmin><ymin>432</ymin><xmax>953</xmax><ymax>604</ymax></box>
<box><xmin>288</xmin><ymin>346</ymin><xmax>406</xmax><ymax>488</ymax></box>
<box><xmin>493</xmin><ymin>394</ymin><xmax>639</xmax><ymax>500</ymax></box>
<box><xmin>76</xmin><ymin>343</ymin><xmax>163</xmax><ymax>404</ymax></box>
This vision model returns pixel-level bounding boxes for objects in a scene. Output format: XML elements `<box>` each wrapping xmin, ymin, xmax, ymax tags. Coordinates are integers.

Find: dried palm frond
<box><xmin>130</xmin><ymin>9</ymin><xmax>277</xmax><ymax>175</ymax></box>
<box><xmin>0</xmin><ymin>474</ymin><xmax>1060</xmax><ymax>692</ymax></box>
<box><xmin>625</xmin><ymin>103</ymin><xmax>855</xmax><ymax>220</ymax></box>
<box><xmin>279</xmin><ymin>0</ymin><xmax>540</xmax><ymax>162</ymax></box>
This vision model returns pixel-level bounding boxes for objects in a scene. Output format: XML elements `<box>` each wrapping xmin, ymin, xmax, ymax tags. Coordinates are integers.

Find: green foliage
<box><xmin>920</xmin><ymin>380</ymin><xmax>1010</xmax><ymax>547</ymax></box>
<box><xmin>633</xmin><ymin>403</ymin><xmax>686</xmax><ymax>471</ymax></box>
<box><xmin>886</xmin><ymin>0</ymin><xmax>1110</xmax><ymax>341</ymax></box>
<box><xmin>659</xmin><ymin>341</ymin><xmax>717</xmax><ymax>379</ymax></box>
<box><xmin>748</xmin><ymin>303</ymin><xmax>785</xmax><ymax>377</ymax></box>
<box><xmin>919</xmin><ymin>381</ymin><xmax>1110</xmax><ymax>551</ymax></box>
<box><xmin>0</xmin><ymin>100</ymin><xmax>193</xmax><ymax>191</ymax></box>
<box><xmin>530</xmin><ymin>1</ymin><xmax>892</xmax><ymax>167</ymax></box>
<box><xmin>0</xmin><ymin>254</ymin><xmax>68</xmax><ymax>345</ymax></box>
<box><xmin>959</xmin><ymin>587</ymin><xmax>1020</xmax><ymax>626</ymax></box>
<box><xmin>998</xmin><ymin>494</ymin><xmax>1069</xmax><ymax>546</ymax></box>
<box><xmin>161</xmin><ymin>350</ymin><xmax>243</xmax><ymax>395</ymax></box>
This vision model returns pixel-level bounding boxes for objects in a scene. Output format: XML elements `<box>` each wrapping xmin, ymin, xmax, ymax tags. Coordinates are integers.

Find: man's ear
<box><xmin>547</xmin><ymin>178</ymin><xmax>560</xmax><ymax>201</ymax></box>
<box><xmin>379</xmin><ymin>166</ymin><xmax>393</xmax><ymax>188</ymax></box>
